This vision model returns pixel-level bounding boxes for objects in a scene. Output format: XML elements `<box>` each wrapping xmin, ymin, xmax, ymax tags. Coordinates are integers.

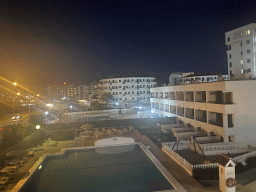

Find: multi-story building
<box><xmin>150</xmin><ymin>23</ymin><xmax>256</xmax><ymax>144</ymax></box>
<box><xmin>226</xmin><ymin>23</ymin><xmax>256</xmax><ymax>80</ymax></box>
<box><xmin>180</xmin><ymin>73</ymin><xmax>229</xmax><ymax>84</ymax></box>
<box><xmin>150</xmin><ymin>80</ymin><xmax>256</xmax><ymax>144</ymax></box>
<box><xmin>169</xmin><ymin>72</ymin><xmax>194</xmax><ymax>85</ymax></box>
<box><xmin>99</xmin><ymin>77</ymin><xmax>157</xmax><ymax>107</ymax></box>
<box><xmin>47</xmin><ymin>84</ymin><xmax>87</xmax><ymax>102</ymax></box>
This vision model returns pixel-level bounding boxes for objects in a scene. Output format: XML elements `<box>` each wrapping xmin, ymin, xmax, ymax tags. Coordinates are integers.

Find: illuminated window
<box><xmin>241</xmin><ymin>60</ymin><xmax>243</xmax><ymax>64</ymax></box>
<box><xmin>246</xmin><ymin>39</ymin><xmax>250</xmax><ymax>44</ymax></box>
<box><xmin>241</xmin><ymin>69</ymin><xmax>243</xmax><ymax>73</ymax></box>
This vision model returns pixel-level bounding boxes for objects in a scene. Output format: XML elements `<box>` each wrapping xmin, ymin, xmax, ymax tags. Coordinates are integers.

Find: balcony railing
<box><xmin>195</xmin><ymin>100</ymin><xmax>206</xmax><ymax>103</ymax></box>
<box><xmin>177</xmin><ymin>113</ymin><xmax>184</xmax><ymax>117</ymax></box>
<box><xmin>196</xmin><ymin>117</ymin><xmax>207</xmax><ymax>123</ymax></box>
<box><xmin>209</xmin><ymin>120</ymin><xmax>223</xmax><ymax>127</ymax></box>
<box><xmin>170</xmin><ymin>111</ymin><xmax>176</xmax><ymax>115</ymax></box>
<box><xmin>208</xmin><ymin>101</ymin><xmax>233</xmax><ymax>104</ymax></box>
<box><xmin>186</xmin><ymin>115</ymin><xmax>194</xmax><ymax>119</ymax></box>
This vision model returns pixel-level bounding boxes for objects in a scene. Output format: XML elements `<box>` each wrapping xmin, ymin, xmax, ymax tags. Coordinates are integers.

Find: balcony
<box><xmin>186</xmin><ymin>115</ymin><xmax>194</xmax><ymax>119</ymax></box>
<box><xmin>170</xmin><ymin>111</ymin><xmax>176</xmax><ymax>115</ymax></box>
<box><xmin>209</xmin><ymin>120</ymin><xmax>223</xmax><ymax>127</ymax></box>
<box><xmin>177</xmin><ymin>113</ymin><xmax>184</xmax><ymax>117</ymax></box>
<box><xmin>196</xmin><ymin>117</ymin><xmax>207</xmax><ymax>123</ymax></box>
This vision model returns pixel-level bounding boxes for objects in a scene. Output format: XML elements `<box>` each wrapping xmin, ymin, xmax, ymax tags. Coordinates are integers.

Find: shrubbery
<box><xmin>193</xmin><ymin>167</ymin><xmax>219</xmax><ymax>180</ymax></box>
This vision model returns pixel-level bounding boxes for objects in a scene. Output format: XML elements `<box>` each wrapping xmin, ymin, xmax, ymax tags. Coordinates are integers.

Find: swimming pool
<box><xmin>16</xmin><ymin>144</ymin><xmax>185</xmax><ymax>192</ymax></box>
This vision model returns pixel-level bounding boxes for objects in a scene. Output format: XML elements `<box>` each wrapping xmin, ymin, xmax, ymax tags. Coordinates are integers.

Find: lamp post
<box><xmin>13</xmin><ymin>82</ymin><xmax>17</xmax><ymax>114</ymax></box>
<box><xmin>70</xmin><ymin>105</ymin><xmax>73</xmax><ymax>116</ymax></box>
<box><xmin>36</xmin><ymin>125</ymin><xmax>40</xmax><ymax>146</ymax></box>
<box><xmin>44</xmin><ymin>111</ymin><xmax>48</xmax><ymax>127</ymax></box>
<box><xmin>157</xmin><ymin>123</ymin><xmax>161</xmax><ymax>142</ymax></box>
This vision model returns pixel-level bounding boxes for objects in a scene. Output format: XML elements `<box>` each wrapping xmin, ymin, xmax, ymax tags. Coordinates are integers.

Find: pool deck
<box><xmin>6</xmin><ymin>130</ymin><xmax>220</xmax><ymax>192</ymax></box>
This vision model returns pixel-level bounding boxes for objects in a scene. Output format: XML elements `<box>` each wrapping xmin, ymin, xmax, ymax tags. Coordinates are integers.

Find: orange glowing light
<box><xmin>64</xmin><ymin>82</ymin><xmax>66</xmax><ymax>85</ymax></box>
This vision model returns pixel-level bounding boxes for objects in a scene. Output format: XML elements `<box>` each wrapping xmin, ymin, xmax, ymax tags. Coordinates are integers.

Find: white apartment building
<box><xmin>150</xmin><ymin>80</ymin><xmax>256</xmax><ymax>144</ymax></box>
<box><xmin>226</xmin><ymin>23</ymin><xmax>256</xmax><ymax>80</ymax></box>
<box><xmin>99</xmin><ymin>77</ymin><xmax>157</xmax><ymax>107</ymax></box>
<box><xmin>180</xmin><ymin>73</ymin><xmax>229</xmax><ymax>84</ymax></box>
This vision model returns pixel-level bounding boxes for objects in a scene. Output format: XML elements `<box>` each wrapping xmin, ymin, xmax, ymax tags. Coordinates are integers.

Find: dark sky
<box><xmin>1</xmin><ymin>0</ymin><xmax>256</xmax><ymax>94</ymax></box>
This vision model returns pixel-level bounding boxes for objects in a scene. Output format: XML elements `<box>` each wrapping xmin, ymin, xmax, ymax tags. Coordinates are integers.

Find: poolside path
<box><xmin>132</xmin><ymin>130</ymin><xmax>221</xmax><ymax>192</ymax></box>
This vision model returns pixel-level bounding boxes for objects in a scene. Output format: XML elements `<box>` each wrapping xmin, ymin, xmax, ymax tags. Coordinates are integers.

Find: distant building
<box><xmin>47</xmin><ymin>84</ymin><xmax>88</xmax><ymax>102</ymax></box>
<box><xmin>169</xmin><ymin>72</ymin><xmax>194</xmax><ymax>85</ymax></box>
<box><xmin>98</xmin><ymin>77</ymin><xmax>157</xmax><ymax>107</ymax></box>
<box><xmin>181</xmin><ymin>73</ymin><xmax>229</xmax><ymax>84</ymax></box>
<box><xmin>225</xmin><ymin>23</ymin><xmax>256</xmax><ymax>80</ymax></box>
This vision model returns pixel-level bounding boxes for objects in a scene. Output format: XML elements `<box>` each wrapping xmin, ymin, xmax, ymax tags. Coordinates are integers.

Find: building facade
<box><xmin>180</xmin><ymin>73</ymin><xmax>229</xmax><ymax>84</ymax></box>
<box><xmin>99</xmin><ymin>77</ymin><xmax>157</xmax><ymax>107</ymax></box>
<box><xmin>47</xmin><ymin>84</ymin><xmax>87</xmax><ymax>102</ymax></box>
<box><xmin>150</xmin><ymin>80</ymin><xmax>256</xmax><ymax>144</ymax></box>
<box><xmin>226</xmin><ymin>23</ymin><xmax>256</xmax><ymax>80</ymax></box>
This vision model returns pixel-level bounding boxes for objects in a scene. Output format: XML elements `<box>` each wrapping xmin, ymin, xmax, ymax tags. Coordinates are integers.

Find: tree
<box><xmin>101</xmin><ymin>93</ymin><xmax>114</xmax><ymax>106</ymax></box>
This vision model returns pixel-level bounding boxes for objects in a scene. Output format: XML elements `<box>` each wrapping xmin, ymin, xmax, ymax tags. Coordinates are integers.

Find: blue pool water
<box><xmin>19</xmin><ymin>144</ymin><xmax>174</xmax><ymax>192</ymax></box>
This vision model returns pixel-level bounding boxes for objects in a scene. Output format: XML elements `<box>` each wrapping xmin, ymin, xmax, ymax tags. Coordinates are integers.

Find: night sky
<box><xmin>1</xmin><ymin>1</ymin><xmax>256</xmax><ymax>94</ymax></box>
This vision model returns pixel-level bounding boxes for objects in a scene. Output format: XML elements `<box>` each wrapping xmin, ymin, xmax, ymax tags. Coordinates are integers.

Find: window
<box><xmin>120</xmin><ymin>98</ymin><xmax>122</xmax><ymax>100</ymax></box>
<box><xmin>241</xmin><ymin>60</ymin><xmax>243</xmax><ymax>64</ymax></box>
<box><xmin>227</xmin><ymin>45</ymin><xmax>231</xmax><ymax>50</ymax></box>
<box><xmin>229</xmin><ymin>62</ymin><xmax>232</xmax><ymax>67</ymax></box>
<box><xmin>241</xmin><ymin>51</ymin><xmax>243</xmax><ymax>55</ymax></box>
<box><xmin>248</xmin><ymin>68</ymin><xmax>251</xmax><ymax>72</ymax></box>
<box><xmin>240</xmin><ymin>42</ymin><xmax>242</xmax><ymax>46</ymax></box>
<box><xmin>227</xmin><ymin>37</ymin><xmax>230</xmax><ymax>42</ymax></box>
<box><xmin>228</xmin><ymin>114</ymin><xmax>233</xmax><ymax>128</ymax></box>
<box><xmin>119</xmin><ymin>92</ymin><xmax>121</xmax><ymax>94</ymax></box>
<box><xmin>132</xmin><ymin>97</ymin><xmax>134</xmax><ymax>100</ymax></box>
<box><xmin>246</xmin><ymin>30</ymin><xmax>250</xmax><ymax>34</ymax></box>
<box><xmin>247</xmin><ymin>59</ymin><xmax>251</xmax><ymax>63</ymax></box>
<box><xmin>241</xmin><ymin>69</ymin><xmax>243</xmax><ymax>74</ymax></box>
<box><xmin>247</xmin><ymin>49</ymin><xmax>250</xmax><ymax>54</ymax></box>
<box><xmin>229</xmin><ymin>135</ymin><xmax>235</xmax><ymax>142</ymax></box>
<box><xmin>246</xmin><ymin>39</ymin><xmax>250</xmax><ymax>44</ymax></box>
<box><xmin>230</xmin><ymin>71</ymin><xmax>232</xmax><ymax>76</ymax></box>
<box><xmin>229</xmin><ymin>54</ymin><xmax>232</xmax><ymax>58</ymax></box>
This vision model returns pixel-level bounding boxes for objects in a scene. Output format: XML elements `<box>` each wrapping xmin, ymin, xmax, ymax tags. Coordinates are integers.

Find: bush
<box><xmin>245</xmin><ymin>157</ymin><xmax>256</xmax><ymax>169</ymax></box>
<box><xmin>193</xmin><ymin>167</ymin><xmax>219</xmax><ymax>180</ymax></box>
<box><xmin>235</xmin><ymin>163</ymin><xmax>245</xmax><ymax>174</ymax></box>
<box><xmin>50</xmin><ymin>130</ymin><xmax>75</xmax><ymax>141</ymax></box>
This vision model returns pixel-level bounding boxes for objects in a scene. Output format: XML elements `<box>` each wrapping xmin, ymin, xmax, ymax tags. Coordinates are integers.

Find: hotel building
<box><xmin>151</xmin><ymin>23</ymin><xmax>256</xmax><ymax>144</ymax></box>
<box><xmin>226</xmin><ymin>23</ymin><xmax>256</xmax><ymax>80</ymax></box>
<box><xmin>99</xmin><ymin>77</ymin><xmax>157</xmax><ymax>107</ymax></box>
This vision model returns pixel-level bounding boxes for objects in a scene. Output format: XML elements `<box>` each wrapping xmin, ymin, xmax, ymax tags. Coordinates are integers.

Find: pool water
<box><xmin>19</xmin><ymin>144</ymin><xmax>174</xmax><ymax>192</ymax></box>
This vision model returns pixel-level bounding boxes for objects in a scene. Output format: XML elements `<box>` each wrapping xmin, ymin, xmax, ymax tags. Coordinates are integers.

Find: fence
<box><xmin>64</xmin><ymin>108</ymin><xmax>133</xmax><ymax>115</ymax></box>
<box><xmin>162</xmin><ymin>143</ymin><xmax>193</xmax><ymax>171</ymax></box>
<box><xmin>232</xmin><ymin>150</ymin><xmax>256</xmax><ymax>165</ymax></box>
<box><xmin>193</xmin><ymin>163</ymin><xmax>218</xmax><ymax>169</ymax></box>
<box><xmin>203</xmin><ymin>143</ymin><xmax>248</xmax><ymax>152</ymax></box>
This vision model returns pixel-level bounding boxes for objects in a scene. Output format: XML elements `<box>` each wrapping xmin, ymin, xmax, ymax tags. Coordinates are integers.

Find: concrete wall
<box><xmin>191</xmin><ymin>136</ymin><xmax>222</xmax><ymax>144</ymax></box>
<box><xmin>172</xmin><ymin>127</ymin><xmax>194</xmax><ymax>133</ymax></box>
<box><xmin>175</xmin><ymin>131</ymin><xmax>206</xmax><ymax>140</ymax></box>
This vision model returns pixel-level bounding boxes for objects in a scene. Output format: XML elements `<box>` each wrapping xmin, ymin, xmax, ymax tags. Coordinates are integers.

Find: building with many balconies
<box><xmin>226</xmin><ymin>23</ymin><xmax>256</xmax><ymax>80</ymax></box>
<box><xmin>150</xmin><ymin>80</ymin><xmax>256</xmax><ymax>144</ymax></box>
<box><xmin>99</xmin><ymin>77</ymin><xmax>157</xmax><ymax>107</ymax></box>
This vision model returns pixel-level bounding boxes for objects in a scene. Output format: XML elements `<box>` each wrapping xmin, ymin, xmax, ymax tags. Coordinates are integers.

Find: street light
<box><xmin>70</xmin><ymin>106</ymin><xmax>73</xmax><ymax>116</ymax></box>
<box><xmin>36</xmin><ymin>125</ymin><xmax>40</xmax><ymax>146</ymax></box>
<box><xmin>13</xmin><ymin>82</ymin><xmax>17</xmax><ymax>114</ymax></box>
<box><xmin>157</xmin><ymin>123</ymin><xmax>161</xmax><ymax>142</ymax></box>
